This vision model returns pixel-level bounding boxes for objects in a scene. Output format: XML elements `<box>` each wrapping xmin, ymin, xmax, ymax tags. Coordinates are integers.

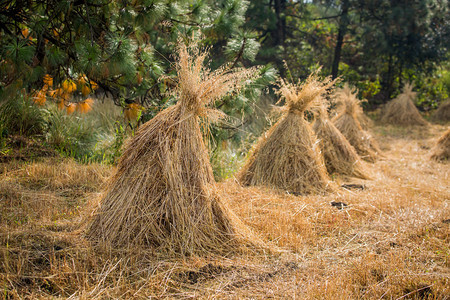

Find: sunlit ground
<box><xmin>1</xmin><ymin>124</ymin><xmax>448</xmax><ymax>299</ymax></box>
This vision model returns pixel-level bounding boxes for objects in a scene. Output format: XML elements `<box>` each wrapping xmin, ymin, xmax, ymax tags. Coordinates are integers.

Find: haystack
<box><xmin>332</xmin><ymin>85</ymin><xmax>381</xmax><ymax>163</ymax></box>
<box><xmin>237</xmin><ymin>72</ymin><xmax>334</xmax><ymax>195</ymax></box>
<box><xmin>312</xmin><ymin>99</ymin><xmax>369</xmax><ymax>179</ymax></box>
<box><xmin>87</xmin><ymin>39</ymin><xmax>259</xmax><ymax>255</ymax></box>
<box><xmin>431</xmin><ymin>129</ymin><xmax>450</xmax><ymax>161</ymax></box>
<box><xmin>381</xmin><ymin>83</ymin><xmax>428</xmax><ymax>126</ymax></box>
<box><xmin>432</xmin><ymin>100</ymin><xmax>450</xmax><ymax>123</ymax></box>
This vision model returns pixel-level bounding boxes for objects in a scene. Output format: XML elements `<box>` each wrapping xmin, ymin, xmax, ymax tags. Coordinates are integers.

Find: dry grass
<box><xmin>381</xmin><ymin>83</ymin><xmax>429</xmax><ymax>126</ymax></box>
<box><xmin>1</xmin><ymin>125</ymin><xmax>449</xmax><ymax>299</ymax></box>
<box><xmin>86</xmin><ymin>38</ymin><xmax>261</xmax><ymax>256</ymax></box>
<box><xmin>333</xmin><ymin>85</ymin><xmax>382</xmax><ymax>163</ymax></box>
<box><xmin>0</xmin><ymin>158</ymin><xmax>110</xmax><ymax>231</ymax></box>
<box><xmin>237</xmin><ymin>73</ymin><xmax>335</xmax><ymax>195</ymax></box>
<box><xmin>313</xmin><ymin>99</ymin><xmax>370</xmax><ymax>179</ymax></box>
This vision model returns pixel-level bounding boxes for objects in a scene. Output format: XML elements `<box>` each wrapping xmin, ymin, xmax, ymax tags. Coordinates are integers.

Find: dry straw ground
<box><xmin>0</xmin><ymin>124</ymin><xmax>449</xmax><ymax>299</ymax></box>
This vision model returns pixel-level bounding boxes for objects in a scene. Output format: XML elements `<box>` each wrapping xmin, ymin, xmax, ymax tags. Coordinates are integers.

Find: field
<box><xmin>0</xmin><ymin>124</ymin><xmax>449</xmax><ymax>299</ymax></box>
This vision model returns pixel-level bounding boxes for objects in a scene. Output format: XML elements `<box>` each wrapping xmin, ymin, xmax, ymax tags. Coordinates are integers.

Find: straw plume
<box><xmin>86</xmin><ymin>37</ymin><xmax>261</xmax><ymax>256</ymax></box>
<box><xmin>312</xmin><ymin>98</ymin><xmax>369</xmax><ymax>179</ymax></box>
<box><xmin>165</xmin><ymin>38</ymin><xmax>260</xmax><ymax>122</ymax></box>
<box><xmin>332</xmin><ymin>84</ymin><xmax>381</xmax><ymax>163</ymax></box>
<box><xmin>237</xmin><ymin>72</ymin><xmax>335</xmax><ymax>195</ymax></box>
<box><xmin>381</xmin><ymin>83</ymin><xmax>428</xmax><ymax>126</ymax></box>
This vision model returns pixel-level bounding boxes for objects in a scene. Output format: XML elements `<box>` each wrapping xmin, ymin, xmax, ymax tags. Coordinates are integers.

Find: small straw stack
<box><xmin>332</xmin><ymin>84</ymin><xmax>381</xmax><ymax>163</ymax></box>
<box><xmin>313</xmin><ymin>98</ymin><xmax>369</xmax><ymax>179</ymax></box>
<box><xmin>432</xmin><ymin>100</ymin><xmax>450</xmax><ymax>123</ymax></box>
<box><xmin>431</xmin><ymin>128</ymin><xmax>450</xmax><ymax>161</ymax></box>
<box><xmin>381</xmin><ymin>83</ymin><xmax>428</xmax><ymax>126</ymax></box>
<box><xmin>237</xmin><ymin>72</ymin><xmax>335</xmax><ymax>195</ymax></box>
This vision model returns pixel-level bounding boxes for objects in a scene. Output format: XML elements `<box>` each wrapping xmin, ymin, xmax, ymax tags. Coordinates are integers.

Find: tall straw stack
<box><xmin>431</xmin><ymin>128</ymin><xmax>450</xmax><ymax>161</ymax></box>
<box><xmin>381</xmin><ymin>83</ymin><xmax>428</xmax><ymax>126</ymax></box>
<box><xmin>86</xmin><ymin>39</ymin><xmax>260</xmax><ymax>256</ymax></box>
<box><xmin>237</xmin><ymin>72</ymin><xmax>334</xmax><ymax>195</ymax></box>
<box><xmin>332</xmin><ymin>85</ymin><xmax>381</xmax><ymax>163</ymax></box>
<box><xmin>313</xmin><ymin>99</ymin><xmax>369</xmax><ymax>179</ymax></box>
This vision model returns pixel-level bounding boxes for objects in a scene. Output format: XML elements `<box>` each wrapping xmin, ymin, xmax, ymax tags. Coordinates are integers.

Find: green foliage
<box><xmin>4</xmin><ymin>40</ymin><xmax>34</xmax><ymax>66</ymax></box>
<box><xmin>46</xmin><ymin>110</ymin><xmax>98</xmax><ymax>160</ymax></box>
<box><xmin>210</xmin><ymin>143</ymin><xmax>246</xmax><ymax>181</ymax></box>
<box><xmin>0</xmin><ymin>0</ymin><xmax>264</xmax><ymax>105</ymax></box>
<box><xmin>0</xmin><ymin>93</ymin><xmax>48</xmax><ymax>137</ymax></box>
<box><xmin>44</xmin><ymin>102</ymin><xmax>126</xmax><ymax>164</ymax></box>
<box><xmin>209</xmin><ymin>64</ymin><xmax>277</xmax><ymax>145</ymax></box>
<box><xmin>415</xmin><ymin>69</ymin><xmax>450</xmax><ymax>110</ymax></box>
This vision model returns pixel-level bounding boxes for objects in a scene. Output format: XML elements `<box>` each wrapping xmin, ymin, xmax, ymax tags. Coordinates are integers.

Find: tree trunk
<box><xmin>273</xmin><ymin>0</ymin><xmax>286</xmax><ymax>47</ymax></box>
<box><xmin>379</xmin><ymin>54</ymin><xmax>394</xmax><ymax>103</ymax></box>
<box><xmin>331</xmin><ymin>0</ymin><xmax>350</xmax><ymax>79</ymax></box>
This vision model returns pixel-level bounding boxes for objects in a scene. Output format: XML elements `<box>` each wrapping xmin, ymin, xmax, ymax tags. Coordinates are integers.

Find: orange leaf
<box><xmin>57</xmin><ymin>100</ymin><xmax>65</xmax><ymax>110</ymax></box>
<box><xmin>22</xmin><ymin>28</ymin><xmax>29</xmax><ymax>38</ymax></box>
<box><xmin>32</xmin><ymin>90</ymin><xmax>46</xmax><ymax>106</ymax></box>
<box><xmin>66</xmin><ymin>103</ymin><xmax>76</xmax><ymax>114</ymax></box>
<box><xmin>81</xmin><ymin>85</ymin><xmax>91</xmax><ymax>96</ymax></box>
<box><xmin>43</xmin><ymin>74</ymin><xmax>53</xmax><ymax>87</ymax></box>
<box><xmin>77</xmin><ymin>98</ymin><xmax>94</xmax><ymax>113</ymax></box>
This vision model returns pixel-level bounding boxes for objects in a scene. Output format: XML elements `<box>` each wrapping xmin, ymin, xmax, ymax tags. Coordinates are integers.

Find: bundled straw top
<box><xmin>277</xmin><ymin>72</ymin><xmax>334</xmax><ymax>115</ymax></box>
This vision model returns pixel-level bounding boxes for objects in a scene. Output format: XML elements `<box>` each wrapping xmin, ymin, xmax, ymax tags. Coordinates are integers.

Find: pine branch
<box><xmin>230</xmin><ymin>37</ymin><xmax>246</xmax><ymax>70</ymax></box>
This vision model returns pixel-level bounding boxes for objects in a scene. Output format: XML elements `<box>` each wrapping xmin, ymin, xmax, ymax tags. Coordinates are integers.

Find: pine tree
<box><xmin>0</xmin><ymin>0</ymin><xmax>269</xmax><ymax>115</ymax></box>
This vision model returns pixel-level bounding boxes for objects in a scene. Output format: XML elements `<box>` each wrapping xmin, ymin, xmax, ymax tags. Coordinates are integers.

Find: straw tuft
<box><xmin>312</xmin><ymin>98</ymin><xmax>369</xmax><ymax>179</ymax></box>
<box><xmin>237</xmin><ymin>72</ymin><xmax>335</xmax><ymax>195</ymax></box>
<box><xmin>86</xmin><ymin>38</ymin><xmax>261</xmax><ymax>256</ymax></box>
<box><xmin>381</xmin><ymin>83</ymin><xmax>428</xmax><ymax>126</ymax></box>
<box><xmin>332</xmin><ymin>84</ymin><xmax>381</xmax><ymax>163</ymax></box>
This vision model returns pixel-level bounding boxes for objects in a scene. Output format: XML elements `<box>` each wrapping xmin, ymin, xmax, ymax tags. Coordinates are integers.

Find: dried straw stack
<box><xmin>237</xmin><ymin>73</ymin><xmax>334</xmax><ymax>195</ymax></box>
<box><xmin>87</xmin><ymin>40</ymin><xmax>259</xmax><ymax>255</ymax></box>
<box><xmin>313</xmin><ymin>99</ymin><xmax>369</xmax><ymax>179</ymax></box>
<box><xmin>381</xmin><ymin>83</ymin><xmax>428</xmax><ymax>126</ymax></box>
<box><xmin>432</xmin><ymin>100</ymin><xmax>450</xmax><ymax>123</ymax></box>
<box><xmin>431</xmin><ymin>128</ymin><xmax>450</xmax><ymax>161</ymax></box>
<box><xmin>332</xmin><ymin>85</ymin><xmax>381</xmax><ymax>163</ymax></box>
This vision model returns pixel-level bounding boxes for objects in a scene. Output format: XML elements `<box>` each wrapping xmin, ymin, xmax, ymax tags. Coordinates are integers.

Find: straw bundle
<box><xmin>381</xmin><ymin>83</ymin><xmax>428</xmax><ymax>126</ymax></box>
<box><xmin>237</xmin><ymin>72</ymin><xmax>334</xmax><ymax>195</ymax></box>
<box><xmin>431</xmin><ymin>129</ymin><xmax>450</xmax><ymax>161</ymax></box>
<box><xmin>332</xmin><ymin>85</ymin><xmax>381</xmax><ymax>163</ymax></box>
<box><xmin>87</xmin><ymin>39</ymin><xmax>259</xmax><ymax>255</ymax></box>
<box><xmin>432</xmin><ymin>100</ymin><xmax>450</xmax><ymax>123</ymax></box>
<box><xmin>312</xmin><ymin>100</ymin><xmax>369</xmax><ymax>179</ymax></box>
